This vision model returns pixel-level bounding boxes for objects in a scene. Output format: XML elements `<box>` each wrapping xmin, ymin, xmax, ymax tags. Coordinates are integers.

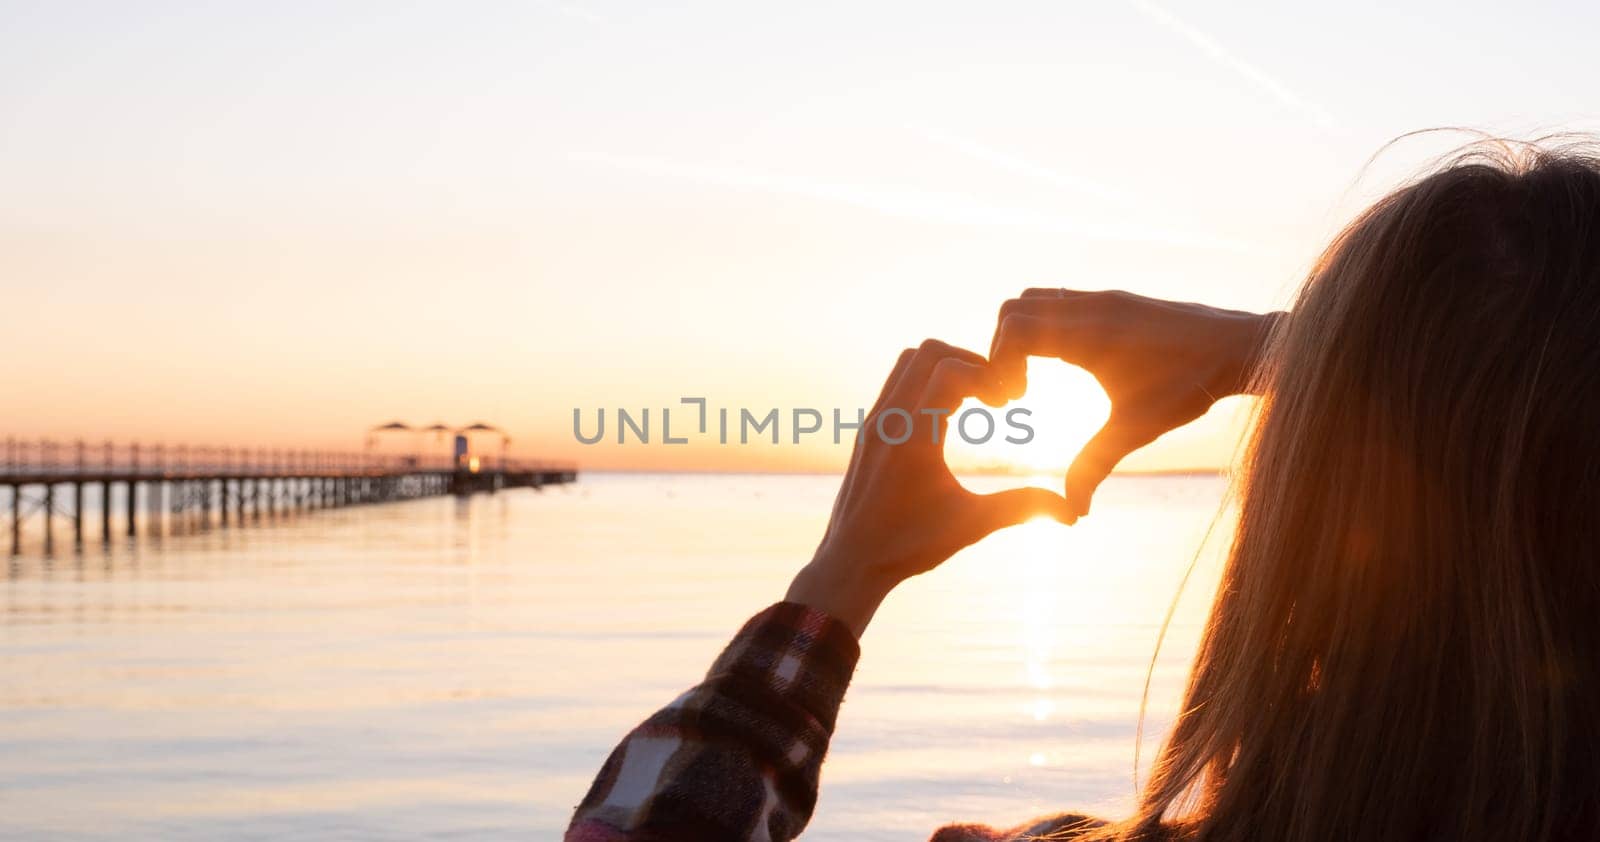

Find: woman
<box><xmin>566</xmin><ymin>141</ymin><xmax>1600</xmax><ymax>840</ymax></box>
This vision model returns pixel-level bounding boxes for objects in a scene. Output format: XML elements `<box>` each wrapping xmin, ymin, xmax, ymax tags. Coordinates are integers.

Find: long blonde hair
<box><xmin>1095</xmin><ymin>140</ymin><xmax>1600</xmax><ymax>841</ymax></box>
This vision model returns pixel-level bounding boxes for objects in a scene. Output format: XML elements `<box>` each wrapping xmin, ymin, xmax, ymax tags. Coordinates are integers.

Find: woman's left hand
<box><xmin>786</xmin><ymin>339</ymin><xmax>1076</xmax><ymax>637</ymax></box>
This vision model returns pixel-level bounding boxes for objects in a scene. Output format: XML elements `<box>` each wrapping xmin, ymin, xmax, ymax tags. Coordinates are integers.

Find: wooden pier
<box><xmin>2</xmin><ymin>438</ymin><xmax>576</xmax><ymax>556</ymax></box>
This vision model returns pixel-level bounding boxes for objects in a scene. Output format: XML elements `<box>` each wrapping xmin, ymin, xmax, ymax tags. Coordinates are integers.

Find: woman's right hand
<box><xmin>790</xmin><ymin>339</ymin><xmax>1075</xmax><ymax>637</ymax></box>
<box><xmin>989</xmin><ymin>289</ymin><xmax>1282</xmax><ymax>518</ymax></box>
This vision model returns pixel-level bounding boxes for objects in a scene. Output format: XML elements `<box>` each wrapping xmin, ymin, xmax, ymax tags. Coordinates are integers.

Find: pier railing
<box><xmin>1</xmin><ymin>438</ymin><xmax>572</xmax><ymax>480</ymax></box>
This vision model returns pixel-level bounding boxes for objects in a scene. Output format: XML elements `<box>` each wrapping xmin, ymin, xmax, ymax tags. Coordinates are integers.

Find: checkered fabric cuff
<box><xmin>566</xmin><ymin>601</ymin><xmax>861</xmax><ymax>841</ymax></box>
<box><xmin>706</xmin><ymin>600</ymin><xmax>862</xmax><ymax>731</ymax></box>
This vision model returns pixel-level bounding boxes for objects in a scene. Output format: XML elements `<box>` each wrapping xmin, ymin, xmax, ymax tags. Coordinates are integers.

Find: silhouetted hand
<box><xmin>990</xmin><ymin>289</ymin><xmax>1281</xmax><ymax>518</ymax></box>
<box><xmin>786</xmin><ymin>339</ymin><xmax>1075</xmax><ymax>636</ymax></box>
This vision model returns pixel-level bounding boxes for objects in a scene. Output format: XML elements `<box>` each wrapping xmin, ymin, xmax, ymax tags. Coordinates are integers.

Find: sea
<box><xmin>0</xmin><ymin>472</ymin><xmax>1234</xmax><ymax>841</ymax></box>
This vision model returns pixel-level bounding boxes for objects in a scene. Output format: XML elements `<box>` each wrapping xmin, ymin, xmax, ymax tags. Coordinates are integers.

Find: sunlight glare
<box><xmin>947</xmin><ymin>358</ymin><xmax>1111</xmax><ymax>480</ymax></box>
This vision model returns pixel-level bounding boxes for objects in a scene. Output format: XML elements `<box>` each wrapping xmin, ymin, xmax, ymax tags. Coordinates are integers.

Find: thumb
<box><xmin>1064</xmin><ymin>421</ymin><xmax>1151</xmax><ymax>518</ymax></box>
<box><xmin>974</xmin><ymin>486</ymin><xmax>1076</xmax><ymax>537</ymax></box>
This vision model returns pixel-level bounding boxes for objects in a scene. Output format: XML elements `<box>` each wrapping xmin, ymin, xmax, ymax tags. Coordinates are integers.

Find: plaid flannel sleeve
<box><xmin>566</xmin><ymin>601</ymin><xmax>862</xmax><ymax>841</ymax></box>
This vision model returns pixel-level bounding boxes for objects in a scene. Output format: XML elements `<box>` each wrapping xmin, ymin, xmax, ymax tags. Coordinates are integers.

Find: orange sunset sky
<box><xmin>5</xmin><ymin>3</ymin><xmax>1598</xmax><ymax>473</ymax></box>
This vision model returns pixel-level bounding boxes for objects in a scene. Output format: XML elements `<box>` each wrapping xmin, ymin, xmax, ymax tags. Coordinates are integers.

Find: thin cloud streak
<box><xmin>573</xmin><ymin>151</ymin><xmax>1254</xmax><ymax>253</ymax></box>
<box><xmin>1127</xmin><ymin>0</ymin><xmax>1336</xmax><ymax>130</ymax></box>
<box><xmin>914</xmin><ymin>127</ymin><xmax>1143</xmax><ymax>210</ymax></box>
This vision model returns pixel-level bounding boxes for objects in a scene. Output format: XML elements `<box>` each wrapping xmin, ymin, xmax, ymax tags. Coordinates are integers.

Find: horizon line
<box><xmin>574</xmin><ymin>466</ymin><xmax>1230</xmax><ymax>478</ymax></box>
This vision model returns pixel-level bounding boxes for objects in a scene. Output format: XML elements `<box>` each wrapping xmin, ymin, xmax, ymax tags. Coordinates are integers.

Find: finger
<box><xmin>989</xmin><ymin>313</ymin><xmax>1057</xmax><ymax>397</ymax></box>
<box><xmin>834</xmin><ymin>347</ymin><xmax>918</xmax><ymax>523</ymax></box>
<box><xmin>1062</xmin><ymin>421</ymin><xmax>1155</xmax><ymax>518</ymax></box>
<box><xmin>918</xmin><ymin>357</ymin><xmax>1006</xmax><ymax>415</ymax></box>
<box><xmin>1021</xmin><ymin>287</ymin><xmax>1088</xmax><ymax>298</ymax></box>
<box><xmin>855</xmin><ymin>348</ymin><xmax>919</xmax><ymax>454</ymax></box>
<box><xmin>972</xmin><ymin>486</ymin><xmax>1076</xmax><ymax>537</ymax></box>
<box><xmin>993</xmin><ymin>307</ymin><xmax>1105</xmax><ymax>394</ymax></box>
<box><xmin>870</xmin><ymin>348</ymin><xmax>918</xmax><ymax>417</ymax></box>
<box><xmin>988</xmin><ymin>299</ymin><xmax>1038</xmax><ymax>368</ymax></box>
<box><xmin>885</xmin><ymin>339</ymin><xmax>990</xmax><ymax>412</ymax></box>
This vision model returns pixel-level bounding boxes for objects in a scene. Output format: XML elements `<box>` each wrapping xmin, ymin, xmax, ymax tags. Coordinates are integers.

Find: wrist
<box><xmin>784</xmin><ymin>556</ymin><xmax>897</xmax><ymax>640</ymax></box>
<box><xmin>1206</xmin><ymin>310</ymin><xmax>1286</xmax><ymax>398</ymax></box>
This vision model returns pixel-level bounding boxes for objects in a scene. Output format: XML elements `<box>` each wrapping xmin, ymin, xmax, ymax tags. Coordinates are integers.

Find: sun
<box><xmin>944</xmin><ymin>358</ymin><xmax>1111</xmax><ymax>477</ymax></box>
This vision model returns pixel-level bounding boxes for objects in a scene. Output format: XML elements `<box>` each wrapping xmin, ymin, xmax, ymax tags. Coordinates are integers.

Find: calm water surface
<box><xmin>1</xmin><ymin>473</ymin><xmax>1231</xmax><ymax>840</ymax></box>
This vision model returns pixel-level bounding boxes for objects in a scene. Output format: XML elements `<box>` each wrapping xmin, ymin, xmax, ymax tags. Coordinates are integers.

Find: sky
<box><xmin>3</xmin><ymin>0</ymin><xmax>1598</xmax><ymax>473</ymax></box>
